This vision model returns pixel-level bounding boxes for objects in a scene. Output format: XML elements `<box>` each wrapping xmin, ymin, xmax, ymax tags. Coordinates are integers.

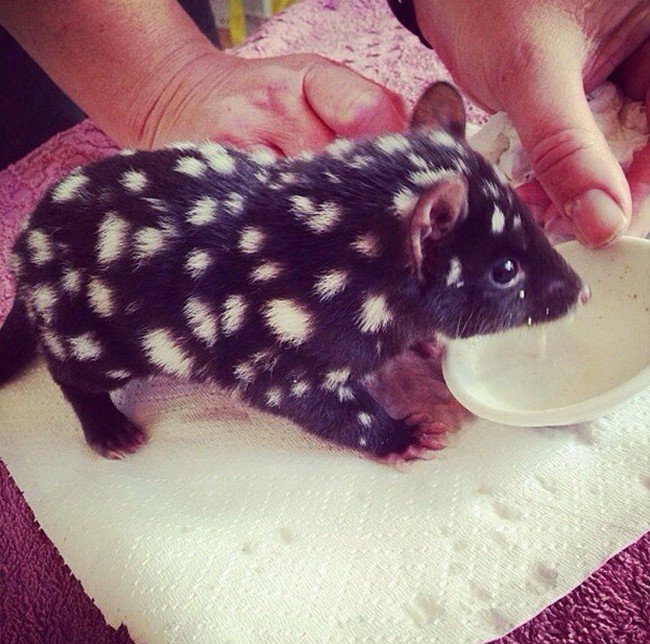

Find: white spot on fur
<box><xmin>27</xmin><ymin>230</ymin><xmax>53</xmax><ymax>266</ymax></box>
<box><xmin>429</xmin><ymin>130</ymin><xmax>463</xmax><ymax>151</ymax></box>
<box><xmin>221</xmin><ymin>295</ymin><xmax>247</xmax><ymax>336</ymax></box>
<box><xmin>295</xmin><ymin>150</ymin><xmax>314</xmax><ymax>162</ymax></box>
<box><xmin>518</xmin><ymin>289</ymin><xmax>526</xmax><ymax>300</ymax></box>
<box><xmin>278</xmin><ymin>172</ymin><xmax>298</xmax><ymax>185</ymax></box>
<box><xmin>88</xmin><ymin>277</ymin><xmax>114</xmax><ymax>317</ymax></box>
<box><xmin>251</xmin><ymin>261</ymin><xmax>283</xmax><ymax>283</ymax></box>
<box><xmin>31</xmin><ymin>285</ymin><xmax>57</xmax><ymax>321</ymax></box>
<box><xmin>265</xmin><ymin>387</ymin><xmax>283</xmax><ymax>407</ymax></box>
<box><xmin>446</xmin><ymin>257</ymin><xmax>463</xmax><ymax>287</ymax></box>
<box><xmin>291</xmin><ymin>195</ymin><xmax>316</xmax><ymax>217</ymax></box>
<box><xmin>175</xmin><ymin>156</ymin><xmax>207</xmax><ymax>177</ymax></box>
<box><xmin>252</xmin><ymin>348</ymin><xmax>276</xmax><ymax>366</ymax></box>
<box><xmin>358</xmin><ymin>412</ymin><xmax>373</xmax><ymax>428</ymax></box>
<box><xmin>119</xmin><ymin>149</ymin><xmax>136</xmax><ymax>156</ymax></box>
<box><xmin>143</xmin><ymin>197</ymin><xmax>168</xmax><ymax>212</ymax></box>
<box><xmin>314</xmin><ymin>269</ymin><xmax>349</xmax><ymax>300</ymax></box>
<box><xmin>226</xmin><ymin>192</ymin><xmax>244</xmax><ymax>214</ymax></box>
<box><xmin>513</xmin><ymin>214</ymin><xmax>522</xmax><ymax>229</ymax></box>
<box><xmin>41</xmin><ymin>330</ymin><xmax>66</xmax><ymax>360</ymax></box>
<box><xmin>491</xmin><ymin>206</ymin><xmax>506</xmax><ymax>234</ymax></box>
<box><xmin>239</xmin><ymin>227</ymin><xmax>265</xmax><ymax>254</ymax></box>
<box><xmin>291</xmin><ymin>380</ymin><xmax>311</xmax><ymax>397</ymax></box>
<box><xmin>133</xmin><ymin>226</ymin><xmax>165</xmax><ymax>261</ymax></box>
<box><xmin>408</xmin><ymin>153</ymin><xmax>429</xmax><ymax>169</ymax></box>
<box><xmin>326</xmin><ymin>138</ymin><xmax>354</xmax><ymax>158</ymax></box>
<box><xmin>305</xmin><ymin>202</ymin><xmax>341</xmax><ymax>233</ymax></box>
<box><xmin>70</xmin><ymin>332</ymin><xmax>102</xmax><ymax>361</ymax></box>
<box><xmin>97</xmin><ymin>213</ymin><xmax>128</xmax><ymax>266</ymax></box>
<box><xmin>121</xmin><ymin>170</ymin><xmax>147</xmax><ymax>192</ymax></box>
<box><xmin>323</xmin><ymin>368</ymin><xmax>351</xmax><ymax>391</ymax></box>
<box><xmin>351</xmin><ymin>232</ymin><xmax>380</xmax><ymax>258</ymax></box>
<box><xmin>234</xmin><ymin>361</ymin><xmax>255</xmax><ymax>384</ymax></box>
<box><xmin>376</xmin><ymin>134</ymin><xmax>410</xmax><ymax>154</ymax></box>
<box><xmin>51</xmin><ymin>170</ymin><xmax>88</xmax><ymax>202</ymax></box>
<box><xmin>392</xmin><ymin>188</ymin><xmax>416</xmax><ymax>217</ymax></box>
<box><xmin>249</xmin><ymin>147</ymin><xmax>277</xmax><ymax>166</ymax></box>
<box><xmin>358</xmin><ymin>293</ymin><xmax>393</xmax><ymax>334</ymax></box>
<box><xmin>184</xmin><ymin>297</ymin><xmax>218</xmax><ymax>347</ymax></box>
<box><xmin>527</xmin><ymin>316</ymin><xmax>533</xmax><ymax>326</ymax></box>
<box><xmin>358</xmin><ymin>436</ymin><xmax>368</xmax><ymax>447</ymax></box>
<box><xmin>324</xmin><ymin>171</ymin><xmax>341</xmax><ymax>184</ymax></box>
<box><xmin>338</xmin><ymin>386</ymin><xmax>355</xmax><ymax>402</ymax></box>
<box><xmin>61</xmin><ymin>269</ymin><xmax>82</xmax><ymax>295</ymax></box>
<box><xmin>349</xmin><ymin>156</ymin><xmax>372</xmax><ymax>169</ymax></box>
<box><xmin>409</xmin><ymin>168</ymin><xmax>455</xmax><ymax>187</ymax></box>
<box><xmin>107</xmin><ymin>369</ymin><xmax>131</xmax><ymax>379</ymax></box>
<box><xmin>142</xmin><ymin>328</ymin><xmax>192</xmax><ymax>376</ymax></box>
<box><xmin>264</xmin><ymin>299</ymin><xmax>313</xmax><ymax>346</ymax></box>
<box><xmin>185</xmin><ymin>249</ymin><xmax>212</xmax><ymax>278</ymax></box>
<box><xmin>200</xmin><ymin>142</ymin><xmax>236</xmax><ymax>173</ymax></box>
<box><xmin>187</xmin><ymin>197</ymin><xmax>218</xmax><ymax>226</ymax></box>
<box><xmin>483</xmin><ymin>181</ymin><xmax>501</xmax><ymax>200</ymax></box>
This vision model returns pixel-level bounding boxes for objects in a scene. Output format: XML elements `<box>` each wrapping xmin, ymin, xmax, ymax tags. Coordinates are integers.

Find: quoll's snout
<box><xmin>546</xmin><ymin>278</ymin><xmax>590</xmax><ymax>305</ymax></box>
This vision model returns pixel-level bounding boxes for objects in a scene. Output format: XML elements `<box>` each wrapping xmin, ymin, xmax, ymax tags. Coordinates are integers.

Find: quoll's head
<box><xmin>404</xmin><ymin>82</ymin><xmax>588</xmax><ymax>339</ymax></box>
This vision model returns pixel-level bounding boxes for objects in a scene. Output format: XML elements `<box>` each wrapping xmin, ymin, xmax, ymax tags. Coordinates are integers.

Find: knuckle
<box><xmin>528</xmin><ymin>127</ymin><xmax>599</xmax><ymax>178</ymax></box>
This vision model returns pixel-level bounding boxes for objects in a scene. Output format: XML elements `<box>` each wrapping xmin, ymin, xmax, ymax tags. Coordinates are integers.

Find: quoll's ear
<box><xmin>410</xmin><ymin>81</ymin><xmax>466</xmax><ymax>139</ymax></box>
<box><xmin>409</xmin><ymin>174</ymin><xmax>468</xmax><ymax>282</ymax></box>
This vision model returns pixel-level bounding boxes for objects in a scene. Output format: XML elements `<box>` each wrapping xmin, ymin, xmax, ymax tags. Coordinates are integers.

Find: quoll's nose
<box><xmin>546</xmin><ymin>278</ymin><xmax>590</xmax><ymax>305</ymax></box>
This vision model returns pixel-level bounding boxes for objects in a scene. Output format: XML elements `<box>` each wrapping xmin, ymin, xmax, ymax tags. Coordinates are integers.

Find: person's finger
<box><xmin>303</xmin><ymin>60</ymin><xmax>407</xmax><ymax>139</ymax></box>
<box><xmin>625</xmin><ymin>143</ymin><xmax>650</xmax><ymax>237</ymax></box>
<box><xmin>268</xmin><ymin>104</ymin><xmax>336</xmax><ymax>156</ymax></box>
<box><xmin>506</xmin><ymin>62</ymin><xmax>632</xmax><ymax>247</ymax></box>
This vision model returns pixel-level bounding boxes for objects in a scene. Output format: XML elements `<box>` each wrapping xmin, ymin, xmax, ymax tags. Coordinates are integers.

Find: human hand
<box><xmin>133</xmin><ymin>51</ymin><xmax>407</xmax><ymax>155</ymax></box>
<box><xmin>413</xmin><ymin>0</ymin><xmax>649</xmax><ymax>246</ymax></box>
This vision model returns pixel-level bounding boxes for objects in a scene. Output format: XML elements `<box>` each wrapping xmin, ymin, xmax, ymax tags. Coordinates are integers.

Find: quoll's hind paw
<box><xmin>377</xmin><ymin>413</ymin><xmax>451</xmax><ymax>465</ymax></box>
<box><xmin>86</xmin><ymin>418</ymin><xmax>148</xmax><ymax>460</ymax></box>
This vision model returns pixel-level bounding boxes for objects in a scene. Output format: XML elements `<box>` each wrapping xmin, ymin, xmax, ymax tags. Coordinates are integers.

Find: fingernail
<box><xmin>565</xmin><ymin>189</ymin><xmax>628</xmax><ymax>247</ymax></box>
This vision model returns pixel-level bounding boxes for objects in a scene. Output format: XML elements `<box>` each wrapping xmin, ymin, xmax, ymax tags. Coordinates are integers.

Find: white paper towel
<box><xmin>0</xmin><ymin>364</ymin><xmax>648</xmax><ymax>643</ymax></box>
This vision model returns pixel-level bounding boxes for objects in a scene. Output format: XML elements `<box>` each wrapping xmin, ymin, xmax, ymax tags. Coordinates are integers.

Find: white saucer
<box><xmin>442</xmin><ymin>237</ymin><xmax>650</xmax><ymax>426</ymax></box>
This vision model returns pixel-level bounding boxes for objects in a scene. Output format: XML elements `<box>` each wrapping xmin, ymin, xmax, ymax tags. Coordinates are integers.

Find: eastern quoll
<box><xmin>0</xmin><ymin>83</ymin><xmax>588</xmax><ymax>460</ymax></box>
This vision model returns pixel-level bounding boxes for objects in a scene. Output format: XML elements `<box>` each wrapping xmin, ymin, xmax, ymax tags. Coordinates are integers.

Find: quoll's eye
<box><xmin>490</xmin><ymin>257</ymin><xmax>520</xmax><ymax>286</ymax></box>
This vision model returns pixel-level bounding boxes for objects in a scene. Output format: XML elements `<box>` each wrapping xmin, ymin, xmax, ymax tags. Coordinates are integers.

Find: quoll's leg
<box><xmin>365</xmin><ymin>344</ymin><xmax>473</xmax><ymax>453</ymax></box>
<box><xmin>54</xmin><ymin>376</ymin><xmax>147</xmax><ymax>459</ymax></box>
<box><xmin>235</xmin><ymin>353</ymin><xmax>446</xmax><ymax>461</ymax></box>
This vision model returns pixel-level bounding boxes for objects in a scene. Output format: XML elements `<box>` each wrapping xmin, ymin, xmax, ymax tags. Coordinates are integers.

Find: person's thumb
<box><xmin>507</xmin><ymin>64</ymin><xmax>632</xmax><ymax>247</ymax></box>
<box><xmin>303</xmin><ymin>59</ymin><xmax>407</xmax><ymax>139</ymax></box>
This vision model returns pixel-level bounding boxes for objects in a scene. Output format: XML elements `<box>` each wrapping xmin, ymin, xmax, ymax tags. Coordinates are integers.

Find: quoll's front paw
<box><xmin>365</xmin><ymin>344</ymin><xmax>472</xmax><ymax>433</ymax></box>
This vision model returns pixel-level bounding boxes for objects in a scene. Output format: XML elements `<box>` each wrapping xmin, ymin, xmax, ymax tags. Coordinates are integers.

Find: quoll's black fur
<box><xmin>0</xmin><ymin>83</ymin><xmax>586</xmax><ymax>459</ymax></box>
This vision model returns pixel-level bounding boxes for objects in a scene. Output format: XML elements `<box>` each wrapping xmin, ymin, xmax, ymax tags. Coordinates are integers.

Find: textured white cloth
<box><xmin>1</xmin><ymin>364</ymin><xmax>648</xmax><ymax>643</ymax></box>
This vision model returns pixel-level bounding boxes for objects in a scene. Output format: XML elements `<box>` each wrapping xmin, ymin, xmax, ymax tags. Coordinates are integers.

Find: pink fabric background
<box><xmin>0</xmin><ymin>0</ymin><xmax>648</xmax><ymax>641</ymax></box>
